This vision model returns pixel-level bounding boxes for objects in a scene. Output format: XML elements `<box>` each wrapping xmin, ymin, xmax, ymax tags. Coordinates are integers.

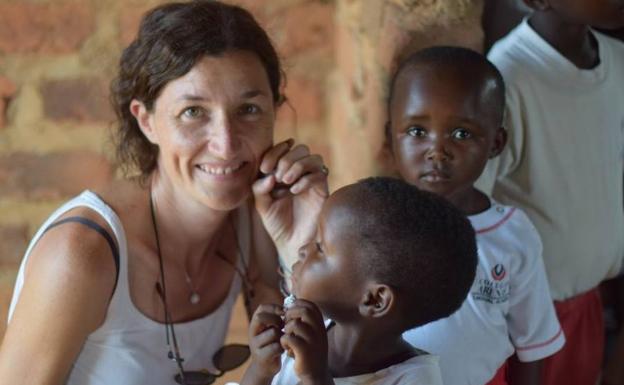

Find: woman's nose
<box><xmin>208</xmin><ymin>113</ymin><xmax>241</xmax><ymax>159</ymax></box>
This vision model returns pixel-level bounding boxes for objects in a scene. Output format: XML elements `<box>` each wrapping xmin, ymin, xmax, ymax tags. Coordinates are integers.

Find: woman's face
<box><xmin>137</xmin><ymin>50</ymin><xmax>276</xmax><ymax>210</ymax></box>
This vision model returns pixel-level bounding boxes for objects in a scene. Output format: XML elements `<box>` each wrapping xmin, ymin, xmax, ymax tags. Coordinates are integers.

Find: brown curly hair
<box><xmin>111</xmin><ymin>0</ymin><xmax>283</xmax><ymax>179</ymax></box>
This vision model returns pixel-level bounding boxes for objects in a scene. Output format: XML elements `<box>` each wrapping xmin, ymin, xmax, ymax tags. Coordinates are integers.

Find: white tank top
<box><xmin>8</xmin><ymin>190</ymin><xmax>250</xmax><ymax>385</ymax></box>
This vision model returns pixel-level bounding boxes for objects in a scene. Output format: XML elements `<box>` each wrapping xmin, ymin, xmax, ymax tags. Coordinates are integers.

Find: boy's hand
<box><xmin>281</xmin><ymin>299</ymin><xmax>333</xmax><ymax>385</ymax></box>
<box><xmin>248</xmin><ymin>304</ymin><xmax>285</xmax><ymax>380</ymax></box>
<box><xmin>252</xmin><ymin>139</ymin><xmax>329</xmax><ymax>270</ymax></box>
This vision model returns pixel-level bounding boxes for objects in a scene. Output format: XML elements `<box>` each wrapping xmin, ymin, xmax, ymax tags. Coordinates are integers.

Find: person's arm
<box><xmin>252</xmin><ymin>139</ymin><xmax>328</xmax><ymax>283</ymax></box>
<box><xmin>0</xmin><ymin>210</ymin><xmax>117</xmax><ymax>385</ymax></box>
<box><xmin>507</xmin><ymin>354</ymin><xmax>542</xmax><ymax>385</ymax></box>
<box><xmin>506</xmin><ymin>212</ymin><xmax>564</xmax><ymax>385</ymax></box>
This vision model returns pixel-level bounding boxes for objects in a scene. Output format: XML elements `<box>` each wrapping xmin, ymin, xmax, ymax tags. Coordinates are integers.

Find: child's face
<box><xmin>290</xmin><ymin>193</ymin><xmax>366</xmax><ymax>318</ymax></box>
<box><xmin>389</xmin><ymin>66</ymin><xmax>503</xmax><ymax>201</ymax></box>
<box><xmin>527</xmin><ymin>0</ymin><xmax>624</xmax><ymax>29</ymax></box>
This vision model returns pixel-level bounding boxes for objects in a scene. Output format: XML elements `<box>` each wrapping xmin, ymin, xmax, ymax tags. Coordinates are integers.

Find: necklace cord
<box><xmin>149</xmin><ymin>190</ymin><xmax>187</xmax><ymax>383</ymax></box>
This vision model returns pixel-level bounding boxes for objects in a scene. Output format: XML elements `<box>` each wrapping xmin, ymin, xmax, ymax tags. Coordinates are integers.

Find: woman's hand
<box><xmin>252</xmin><ymin>139</ymin><xmax>329</xmax><ymax>271</ymax></box>
<box><xmin>243</xmin><ymin>304</ymin><xmax>285</xmax><ymax>384</ymax></box>
<box><xmin>281</xmin><ymin>299</ymin><xmax>334</xmax><ymax>385</ymax></box>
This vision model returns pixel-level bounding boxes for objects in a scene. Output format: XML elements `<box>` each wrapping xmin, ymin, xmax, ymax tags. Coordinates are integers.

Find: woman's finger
<box><xmin>259</xmin><ymin>139</ymin><xmax>295</xmax><ymax>175</ymax></box>
<box><xmin>289</xmin><ymin>172</ymin><xmax>328</xmax><ymax>195</ymax></box>
<box><xmin>281</xmin><ymin>154</ymin><xmax>324</xmax><ymax>185</ymax></box>
<box><xmin>274</xmin><ymin>144</ymin><xmax>310</xmax><ymax>182</ymax></box>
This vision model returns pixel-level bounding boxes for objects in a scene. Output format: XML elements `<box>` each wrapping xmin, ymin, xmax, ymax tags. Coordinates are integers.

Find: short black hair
<box><xmin>388</xmin><ymin>46</ymin><xmax>506</xmax><ymax>128</ymax></box>
<box><xmin>341</xmin><ymin>177</ymin><xmax>477</xmax><ymax>329</ymax></box>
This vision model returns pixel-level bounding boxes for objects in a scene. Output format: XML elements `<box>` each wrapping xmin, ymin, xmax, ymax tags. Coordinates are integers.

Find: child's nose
<box><xmin>426</xmin><ymin>139</ymin><xmax>451</xmax><ymax>161</ymax></box>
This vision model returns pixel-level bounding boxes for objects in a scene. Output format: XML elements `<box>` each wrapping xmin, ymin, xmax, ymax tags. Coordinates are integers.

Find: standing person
<box><xmin>387</xmin><ymin>46</ymin><xmax>564</xmax><ymax>385</ymax></box>
<box><xmin>479</xmin><ymin>1</ymin><xmax>624</xmax><ymax>384</ymax></box>
<box><xmin>0</xmin><ymin>1</ymin><xmax>328</xmax><ymax>384</ymax></box>
<box><xmin>244</xmin><ymin>177</ymin><xmax>478</xmax><ymax>385</ymax></box>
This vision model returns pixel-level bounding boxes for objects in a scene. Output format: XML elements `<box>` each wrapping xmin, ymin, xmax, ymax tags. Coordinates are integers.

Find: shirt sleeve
<box><xmin>506</xmin><ymin>210</ymin><xmax>565</xmax><ymax>362</ymax></box>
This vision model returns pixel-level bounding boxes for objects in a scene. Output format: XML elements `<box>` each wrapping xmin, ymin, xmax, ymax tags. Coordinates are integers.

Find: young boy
<box><xmin>240</xmin><ymin>177</ymin><xmax>479</xmax><ymax>385</ymax></box>
<box><xmin>479</xmin><ymin>2</ymin><xmax>624</xmax><ymax>384</ymax></box>
<box><xmin>386</xmin><ymin>46</ymin><xmax>565</xmax><ymax>385</ymax></box>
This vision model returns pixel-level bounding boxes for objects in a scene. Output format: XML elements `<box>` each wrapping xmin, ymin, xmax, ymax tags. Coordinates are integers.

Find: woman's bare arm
<box><xmin>0</xmin><ymin>209</ymin><xmax>117</xmax><ymax>385</ymax></box>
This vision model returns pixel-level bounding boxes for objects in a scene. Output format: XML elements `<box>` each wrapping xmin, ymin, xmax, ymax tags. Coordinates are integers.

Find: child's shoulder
<box><xmin>470</xmin><ymin>200</ymin><xmax>534</xmax><ymax>237</ymax></box>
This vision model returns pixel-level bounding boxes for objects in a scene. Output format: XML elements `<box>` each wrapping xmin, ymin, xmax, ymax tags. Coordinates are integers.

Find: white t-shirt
<box><xmin>8</xmin><ymin>191</ymin><xmax>249</xmax><ymax>385</ymax></box>
<box><xmin>403</xmin><ymin>200</ymin><xmax>564</xmax><ymax>385</ymax></box>
<box><xmin>477</xmin><ymin>18</ymin><xmax>624</xmax><ymax>300</ymax></box>
<box><xmin>271</xmin><ymin>352</ymin><xmax>442</xmax><ymax>385</ymax></box>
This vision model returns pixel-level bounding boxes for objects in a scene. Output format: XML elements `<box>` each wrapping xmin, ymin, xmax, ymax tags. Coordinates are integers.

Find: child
<box><xmin>240</xmin><ymin>177</ymin><xmax>478</xmax><ymax>385</ymax></box>
<box><xmin>386</xmin><ymin>46</ymin><xmax>565</xmax><ymax>385</ymax></box>
<box><xmin>478</xmin><ymin>2</ymin><xmax>624</xmax><ymax>384</ymax></box>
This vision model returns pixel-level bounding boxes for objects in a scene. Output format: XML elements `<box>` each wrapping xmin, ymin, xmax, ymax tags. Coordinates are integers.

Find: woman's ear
<box><xmin>130</xmin><ymin>99</ymin><xmax>158</xmax><ymax>144</ymax></box>
<box><xmin>489</xmin><ymin>126</ymin><xmax>508</xmax><ymax>158</ymax></box>
<box><xmin>358</xmin><ymin>283</ymin><xmax>395</xmax><ymax>318</ymax></box>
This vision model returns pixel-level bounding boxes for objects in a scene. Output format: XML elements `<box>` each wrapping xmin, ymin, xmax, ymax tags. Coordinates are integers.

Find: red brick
<box><xmin>0</xmin><ymin>152</ymin><xmax>113</xmax><ymax>200</ymax></box>
<box><xmin>0</xmin><ymin>2</ymin><xmax>95</xmax><ymax>54</ymax></box>
<box><xmin>119</xmin><ymin>2</ymin><xmax>272</xmax><ymax>47</ymax></box>
<box><xmin>0</xmin><ymin>224</ymin><xmax>29</xmax><ymax>265</ymax></box>
<box><xmin>40</xmin><ymin>78</ymin><xmax>114</xmax><ymax>123</ymax></box>
<box><xmin>0</xmin><ymin>76</ymin><xmax>17</xmax><ymax>129</ymax></box>
<box><xmin>278</xmin><ymin>2</ymin><xmax>335</xmax><ymax>56</ymax></box>
<box><xmin>118</xmin><ymin>5</ymin><xmax>152</xmax><ymax>46</ymax></box>
<box><xmin>284</xmin><ymin>75</ymin><xmax>323</xmax><ymax>123</ymax></box>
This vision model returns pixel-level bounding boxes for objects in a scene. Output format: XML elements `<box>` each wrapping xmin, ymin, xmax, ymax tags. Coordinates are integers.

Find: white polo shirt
<box><xmin>403</xmin><ymin>201</ymin><xmax>564</xmax><ymax>385</ymax></box>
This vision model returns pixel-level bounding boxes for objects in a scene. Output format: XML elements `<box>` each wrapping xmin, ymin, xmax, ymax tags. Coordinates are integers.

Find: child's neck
<box><xmin>446</xmin><ymin>186</ymin><xmax>490</xmax><ymax>216</ymax></box>
<box><xmin>528</xmin><ymin>13</ymin><xmax>599</xmax><ymax>69</ymax></box>
<box><xmin>326</xmin><ymin>321</ymin><xmax>416</xmax><ymax>378</ymax></box>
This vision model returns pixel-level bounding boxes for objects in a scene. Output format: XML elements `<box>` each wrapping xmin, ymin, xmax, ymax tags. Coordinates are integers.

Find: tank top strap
<box><xmin>8</xmin><ymin>190</ymin><xmax>129</xmax><ymax>322</ymax></box>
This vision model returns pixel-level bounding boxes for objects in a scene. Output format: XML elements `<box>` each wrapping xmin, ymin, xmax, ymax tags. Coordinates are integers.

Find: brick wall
<box><xmin>0</xmin><ymin>0</ymin><xmax>484</xmax><ymax>346</ymax></box>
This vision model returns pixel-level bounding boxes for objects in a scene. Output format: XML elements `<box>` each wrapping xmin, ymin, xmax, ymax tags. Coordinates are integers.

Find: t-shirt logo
<box><xmin>472</xmin><ymin>264</ymin><xmax>510</xmax><ymax>304</ymax></box>
<box><xmin>491</xmin><ymin>264</ymin><xmax>506</xmax><ymax>281</ymax></box>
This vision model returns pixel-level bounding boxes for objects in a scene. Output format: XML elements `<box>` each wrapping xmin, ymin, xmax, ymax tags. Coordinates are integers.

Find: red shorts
<box><xmin>485</xmin><ymin>362</ymin><xmax>508</xmax><ymax>385</ymax></box>
<box><xmin>541</xmin><ymin>288</ymin><xmax>604</xmax><ymax>385</ymax></box>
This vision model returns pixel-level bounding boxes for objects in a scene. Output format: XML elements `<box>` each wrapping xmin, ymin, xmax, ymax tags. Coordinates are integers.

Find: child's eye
<box><xmin>452</xmin><ymin>128</ymin><xmax>471</xmax><ymax>140</ymax></box>
<box><xmin>181</xmin><ymin>106</ymin><xmax>204</xmax><ymax>119</ymax></box>
<box><xmin>239</xmin><ymin>104</ymin><xmax>261</xmax><ymax>115</ymax></box>
<box><xmin>315</xmin><ymin>242</ymin><xmax>324</xmax><ymax>254</ymax></box>
<box><xmin>406</xmin><ymin>126</ymin><xmax>426</xmax><ymax>137</ymax></box>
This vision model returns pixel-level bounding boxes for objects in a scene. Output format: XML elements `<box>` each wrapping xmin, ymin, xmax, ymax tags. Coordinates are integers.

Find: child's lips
<box><xmin>421</xmin><ymin>169</ymin><xmax>451</xmax><ymax>183</ymax></box>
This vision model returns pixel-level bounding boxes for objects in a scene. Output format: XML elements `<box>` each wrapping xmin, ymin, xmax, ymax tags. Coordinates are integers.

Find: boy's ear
<box><xmin>522</xmin><ymin>0</ymin><xmax>551</xmax><ymax>11</ymax></box>
<box><xmin>358</xmin><ymin>283</ymin><xmax>395</xmax><ymax>318</ymax></box>
<box><xmin>130</xmin><ymin>99</ymin><xmax>159</xmax><ymax>145</ymax></box>
<box><xmin>489</xmin><ymin>127</ymin><xmax>508</xmax><ymax>159</ymax></box>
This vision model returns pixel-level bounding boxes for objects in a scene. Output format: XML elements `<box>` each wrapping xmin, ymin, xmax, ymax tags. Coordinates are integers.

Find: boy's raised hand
<box><xmin>281</xmin><ymin>299</ymin><xmax>334</xmax><ymax>385</ymax></box>
<box><xmin>246</xmin><ymin>304</ymin><xmax>285</xmax><ymax>382</ymax></box>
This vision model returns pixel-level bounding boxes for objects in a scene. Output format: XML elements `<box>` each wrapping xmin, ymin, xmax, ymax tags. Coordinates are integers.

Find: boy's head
<box><xmin>523</xmin><ymin>0</ymin><xmax>624</xmax><ymax>30</ymax></box>
<box><xmin>291</xmin><ymin>177</ymin><xmax>477</xmax><ymax>330</ymax></box>
<box><xmin>386</xmin><ymin>46</ymin><xmax>506</xmax><ymax>201</ymax></box>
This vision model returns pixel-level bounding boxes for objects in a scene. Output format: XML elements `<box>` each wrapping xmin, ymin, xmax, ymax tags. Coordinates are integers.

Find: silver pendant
<box><xmin>189</xmin><ymin>292</ymin><xmax>200</xmax><ymax>305</ymax></box>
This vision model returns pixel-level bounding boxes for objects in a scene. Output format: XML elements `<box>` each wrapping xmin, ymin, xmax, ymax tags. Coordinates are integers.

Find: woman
<box><xmin>0</xmin><ymin>1</ymin><xmax>328</xmax><ymax>384</ymax></box>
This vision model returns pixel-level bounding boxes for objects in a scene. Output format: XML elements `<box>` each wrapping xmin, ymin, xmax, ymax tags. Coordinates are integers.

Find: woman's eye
<box><xmin>181</xmin><ymin>106</ymin><xmax>204</xmax><ymax>119</ymax></box>
<box><xmin>406</xmin><ymin>126</ymin><xmax>426</xmax><ymax>137</ymax></box>
<box><xmin>315</xmin><ymin>242</ymin><xmax>323</xmax><ymax>254</ymax></box>
<box><xmin>452</xmin><ymin>128</ymin><xmax>472</xmax><ymax>140</ymax></box>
